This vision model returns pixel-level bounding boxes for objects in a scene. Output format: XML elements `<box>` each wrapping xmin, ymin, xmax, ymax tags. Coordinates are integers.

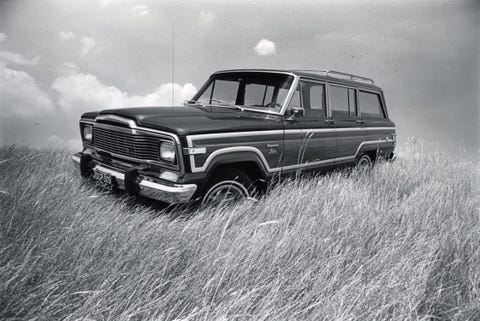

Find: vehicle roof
<box><xmin>214</xmin><ymin>69</ymin><xmax>383</xmax><ymax>91</ymax></box>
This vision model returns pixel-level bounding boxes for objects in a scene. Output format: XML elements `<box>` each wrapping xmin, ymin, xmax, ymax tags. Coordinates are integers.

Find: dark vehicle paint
<box><xmin>77</xmin><ymin>69</ymin><xmax>396</xmax><ymax>202</ymax></box>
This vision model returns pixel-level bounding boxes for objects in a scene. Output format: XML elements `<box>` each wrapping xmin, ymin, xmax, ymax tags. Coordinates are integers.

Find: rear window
<box><xmin>359</xmin><ymin>91</ymin><xmax>385</xmax><ymax>119</ymax></box>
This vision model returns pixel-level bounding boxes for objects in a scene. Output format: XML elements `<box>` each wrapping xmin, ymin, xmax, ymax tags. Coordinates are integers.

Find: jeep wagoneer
<box><xmin>73</xmin><ymin>69</ymin><xmax>396</xmax><ymax>205</ymax></box>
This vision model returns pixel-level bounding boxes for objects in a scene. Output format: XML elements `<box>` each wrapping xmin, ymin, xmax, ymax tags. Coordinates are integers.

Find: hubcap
<box><xmin>203</xmin><ymin>181</ymin><xmax>249</xmax><ymax>206</ymax></box>
<box><xmin>358</xmin><ymin>156</ymin><xmax>371</xmax><ymax>168</ymax></box>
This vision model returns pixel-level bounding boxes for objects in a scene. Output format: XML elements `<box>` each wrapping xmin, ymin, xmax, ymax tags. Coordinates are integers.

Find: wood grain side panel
<box><xmin>282</xmin><ymin>131</ymin><xmax>336</xmax><ymax>167</ymax></box>
<box><xmin>336</xmin><ymin>129</ymin><xmax>365</xmax><ymax>159</ymax></box>
<box><xmin>191</xmin><ymin>133</ymin><xmax>283</xmax><ymax>170</ymax></box>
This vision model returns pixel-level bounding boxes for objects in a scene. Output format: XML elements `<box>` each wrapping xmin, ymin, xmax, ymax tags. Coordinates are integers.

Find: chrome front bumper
<box><xmin>72</xmin><ymin>154</ymin><xmax>197</xmax><ymax>204</ymax></box>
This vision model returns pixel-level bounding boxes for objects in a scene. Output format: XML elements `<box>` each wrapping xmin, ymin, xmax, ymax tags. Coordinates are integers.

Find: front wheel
<box><xmin>201</xmin><ymin>168</ymin><xmax>252</xmax><ymax>206</ymax></box>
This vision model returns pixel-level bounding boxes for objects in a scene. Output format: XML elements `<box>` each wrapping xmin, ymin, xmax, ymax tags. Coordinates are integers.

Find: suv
<box><xmin>72</xmin><ymin>69</ymin><xmax>396</xmax><ymax>205</ymax></box>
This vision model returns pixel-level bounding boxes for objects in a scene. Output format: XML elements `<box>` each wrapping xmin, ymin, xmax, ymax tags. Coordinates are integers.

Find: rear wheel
<box><xmin>356</xmin><ymin>154</ymin><xmax>372</xmax><ymax>168</ymax></box>
<box><xmin>201</xmin><ymin>168</ymin><xmax>252</xmax><ymax>206</ymax></box>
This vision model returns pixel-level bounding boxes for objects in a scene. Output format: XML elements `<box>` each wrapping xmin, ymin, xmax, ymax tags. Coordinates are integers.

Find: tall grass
<box><xmin>0</xmin><ymin>145</ymin><xmax>479</xmax><ymax>321</ymax></box>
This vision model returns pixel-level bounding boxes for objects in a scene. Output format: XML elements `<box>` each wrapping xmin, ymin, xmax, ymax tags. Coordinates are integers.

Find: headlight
<box><xmin>83</xmin><ymin>125</ymin><xmax>93</xmax><ymax>142</ymax></box>
<box><xmin>159</xmin><ymin>141</ymin><xmax>176</xmax><ymax>163</ymax></box>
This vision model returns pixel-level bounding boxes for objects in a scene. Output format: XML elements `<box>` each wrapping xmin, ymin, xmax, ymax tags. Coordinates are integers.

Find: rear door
<box><xmin>328</xmin><ymin>84</ymin><xmax>365</xmax><ymax>164</ymax></box>
<box><xmin>358</xmin><ymin>90</ymin><xmax>396</xmax><ymax>159</ymax></box>
<box><xmin>282</xmin><ymin>79</ymin><xmax>336</xmax><ymax>172</ymax></box>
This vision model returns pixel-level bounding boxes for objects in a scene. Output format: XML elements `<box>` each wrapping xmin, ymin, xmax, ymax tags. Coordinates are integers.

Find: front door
<box><xmin>282</xmin><ymin>80</ymin><xmax>336</xmax><ymax>173</ymax></box>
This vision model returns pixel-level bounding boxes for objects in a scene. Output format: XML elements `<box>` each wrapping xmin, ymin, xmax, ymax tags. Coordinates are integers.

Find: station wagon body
<box><xmin>73</xmin><ymin>69</ymin><xmax>396</xmax><ymax>205</ymax></box>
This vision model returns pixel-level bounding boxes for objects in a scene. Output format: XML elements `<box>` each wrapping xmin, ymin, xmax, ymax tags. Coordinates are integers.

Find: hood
<box><xmin>90</xmin><ymin>106</ymin><xmax>283</xmax><ymax>136</ymax></box>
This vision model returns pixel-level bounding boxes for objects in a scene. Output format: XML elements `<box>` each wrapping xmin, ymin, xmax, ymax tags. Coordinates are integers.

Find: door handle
<box><xmin>324</xmin><ymin>119</ymin><xmax>335</xmax><ymax>124</ymax></box>
<box><xmin>356</xmin><ymin>119</ymin><xmax>365</xmax><ymax>124</ymax></box>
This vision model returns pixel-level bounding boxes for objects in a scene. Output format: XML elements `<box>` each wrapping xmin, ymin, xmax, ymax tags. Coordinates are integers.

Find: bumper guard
<box><xmin>72</xmin><ymin>154</ymin><xmax>197</xmax><ymax>204</ymax></box>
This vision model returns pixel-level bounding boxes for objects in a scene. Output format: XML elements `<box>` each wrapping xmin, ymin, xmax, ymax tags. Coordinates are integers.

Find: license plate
<box><xmin>93</xmin><ymin>170</ymin><xmax>113</xmax><ymax>190</ymax></box>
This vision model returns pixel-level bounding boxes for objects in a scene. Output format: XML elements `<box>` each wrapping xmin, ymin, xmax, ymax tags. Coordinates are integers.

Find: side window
<box><xmin>309</xmin><ymin>84</ymin><xmax>326</xmax><ymax>116</ymax></box>
<box><xmin>359</xmin><ymin>91</ymin><xmax>385</xmax><ymax>119</ymax></box>
<box><xmin>348</xmin><ymin>88</ymin><xmax>357</xmax><ymax>117</ymax></box>
<box><xmin>330</xmin><ymin>86</ymin><xmax>349</xmax><ymax>118</ymax></box>
<box><xmin>296</xmin><ymin>81</ymin><xmax>326</xmax><ymax>117</ymax></box>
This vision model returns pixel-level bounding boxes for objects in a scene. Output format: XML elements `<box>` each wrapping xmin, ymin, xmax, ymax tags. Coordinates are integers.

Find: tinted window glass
<box><xmin>359</xmin><ymin>91</ymin><xmax>385</xmax><ymax>119</ymax></box>
<box><xmin>192</xmin><ymin>72</ymin><xmax>294</xmax><ymax>113</ymax></box>
<box><xmin>330</xmin><ymin>86</ymin><xmax>349</xmax><ymax>118</ymax></box>
<box><xmin>309</xmin><ymin>84</ymin><xmax>326</xmax><ymax>112</ymax></box>
<box><xmin>296</xmin><ymin>81</ymin><xmax>326</xmax><ymax>117</ymax></box>
<box><xmin>348</xmin><ymin>88</ymin><xmax>357</xmax><ymax>117</ymax></box>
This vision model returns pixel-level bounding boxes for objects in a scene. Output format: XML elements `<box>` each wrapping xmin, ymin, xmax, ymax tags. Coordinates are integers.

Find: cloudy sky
<box><xmin>0</xmin><ymin>0</ymin><xmax>478</xmax><ymax>155</ymax></box>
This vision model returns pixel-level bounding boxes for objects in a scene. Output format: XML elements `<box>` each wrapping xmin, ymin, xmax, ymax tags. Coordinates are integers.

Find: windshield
<box><xmin>191</xmin><ymin>72</ymin><xmax>295</xmax><ymax>113</ymax></box>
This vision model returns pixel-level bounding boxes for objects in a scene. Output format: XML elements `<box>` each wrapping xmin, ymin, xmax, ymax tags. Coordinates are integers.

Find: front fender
<box><xmin>205</xmin><ymin>150</ymin><xmax>270</xmax><ymax>179</ymax></box>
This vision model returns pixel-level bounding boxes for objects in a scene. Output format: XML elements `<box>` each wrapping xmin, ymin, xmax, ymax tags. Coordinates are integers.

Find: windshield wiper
<box><xmin>210</xmin><ymin>98</ymin><xmax>244</xmax><ymax>112</ymax></box>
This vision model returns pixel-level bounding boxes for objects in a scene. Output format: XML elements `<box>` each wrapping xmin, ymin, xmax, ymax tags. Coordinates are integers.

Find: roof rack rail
<box><xmin>296</xmin><ymin>69</ymin><xmax>375</xmax><ymax>84</ymax></box>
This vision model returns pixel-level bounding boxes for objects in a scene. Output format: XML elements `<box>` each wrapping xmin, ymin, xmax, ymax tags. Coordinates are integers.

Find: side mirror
<box><xmin>286</xmin><ymin>106</ymin><xmax>304</xmax><ymax>121</ymax></box>
<box><xmin>291</xmin><ymin>106</ymin><xmax>305</xmax><ymax>116</ymax></box>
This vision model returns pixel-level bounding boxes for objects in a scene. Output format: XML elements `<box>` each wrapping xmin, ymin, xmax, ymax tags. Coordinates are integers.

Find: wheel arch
<box><xmin>356</xmin><ymin>145</ymin><xmax>378</xmax><ymax>163</ymax></box>
<box><xmin>205</xmin><ymin>151</ymin><xmax>270</xmax><ymax>182</ymax></box>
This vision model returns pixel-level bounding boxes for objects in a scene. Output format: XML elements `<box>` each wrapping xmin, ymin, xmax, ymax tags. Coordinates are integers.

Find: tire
<box><xmin>201</xmin><ymin>168</ymin><xmax>253</xmax><ymax>206</ymax></box>
<box><xmin>356</xmin><ymin>154</ymin><xmax>372</xmax><ymax>168</ymax></box>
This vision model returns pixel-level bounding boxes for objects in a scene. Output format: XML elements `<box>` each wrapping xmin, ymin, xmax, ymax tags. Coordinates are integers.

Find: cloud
<box><xmin>58</xmin><ymin>31</ymin><xmax>75</xmax><ymax>41</ymax></box>
<box><xmin>51</xmin><ymin>71</ymin><xmax>197</xmax><ymax>114</ymax></box>
<box><xmin>59</xmin><ymin>62</ymin><xmax>79</xmax><ymax>74</ymax></box>
<box><xmin>199</xmin><ymin>9</ymin><xmax>215</xmax><ymax>25</ymax></box>
<box><xmin>0</xmin><ymin>51</ymin><xmax>39</xmax><ymax>65</ymax></box>
<box><xmin>134</xmin><ymin>83</ymin><xmax>198</xmax><ymax>106</ymax></box>
<box><xmin>132</xmin><ymin>4</ymin><xmax>149</xmax><ymax>17</ymax></box>
<box><xmin>58</xmin><ymin>33</ymin><xmax>100</xmax><ymax>57</ymax></box>
<box><xmin>80</xmin><ymin>37</ymin><xmax>96</xmax><ymax>57</ymax></box>
<box><xmin>0</xmin><ymin>63</ymin><xmax>54</xmax><ymax>116</ymax></box>
<box><xmin>0</xmin><ymin>33</ymin><xmax>6</xmax><ymax>42</ymax></box>
<box><xmin>254</xmin><ymin>38</ymin><xmax>276</xmax><ymax>56</ymax></box>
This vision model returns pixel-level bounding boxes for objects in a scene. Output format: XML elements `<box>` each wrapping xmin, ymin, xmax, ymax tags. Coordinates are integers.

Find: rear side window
<box><xmin>330</xmin><ymin>85</ymin><xmax>356</xmax><ymax>118</ymax></box>
<box><xmin>359</xmin><ymin>91</ymin><xmax>385</xmax><ymax>119</ymax></box>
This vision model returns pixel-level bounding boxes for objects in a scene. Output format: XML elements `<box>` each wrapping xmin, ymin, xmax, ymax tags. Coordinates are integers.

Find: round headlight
<box><xmin>159</xmin><ymin>141</ymin><xmax>176</xmax><ymax>163</ymax></box>
<box><xmin>83</xmin><ymin>125</ymin><xmax>93</xmax><ymax>142</ymax></box>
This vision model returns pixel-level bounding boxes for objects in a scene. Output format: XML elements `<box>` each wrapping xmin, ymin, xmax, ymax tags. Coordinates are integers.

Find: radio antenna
<box><xmin>171</xmin><ymin>22</ymin><xmax>174</xmax><ymax>106</ymax></box>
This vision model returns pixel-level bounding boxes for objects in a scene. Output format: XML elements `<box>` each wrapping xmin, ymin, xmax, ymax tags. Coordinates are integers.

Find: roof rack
<box><xmin>296</xmin><ymin>69</ymin><xmax>375</xmax><ymax>84</ymax></box>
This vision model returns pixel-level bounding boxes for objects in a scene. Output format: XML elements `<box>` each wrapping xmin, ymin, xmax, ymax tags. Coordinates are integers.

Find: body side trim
<box><xmin>187</xmin><ymin>138</ymin><xmax>390</xmax><ymax>174</ymax></box>
<box><xmin>189</xmin><ymin>127</ymin><xmax>394</xmax><ymax>141</ymax></box>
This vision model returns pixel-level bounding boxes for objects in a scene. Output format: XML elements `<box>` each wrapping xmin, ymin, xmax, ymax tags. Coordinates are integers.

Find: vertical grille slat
<box><xmin>92</xmin><ymin>127</ymin><xmax>167</xmax><ymax>161</ymax></box>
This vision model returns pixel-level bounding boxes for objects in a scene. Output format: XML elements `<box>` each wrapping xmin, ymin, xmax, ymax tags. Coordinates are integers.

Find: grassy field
<box><xmin>0</xmin><ymin>145</ymin><xmax>479</xmax><ymax>321</ymax></box>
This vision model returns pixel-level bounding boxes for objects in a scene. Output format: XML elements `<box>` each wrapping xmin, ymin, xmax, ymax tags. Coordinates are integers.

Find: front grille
<box><xmin>93</xmin><ymin>127</ymin><xmax>164</xmax><ymax>161</ymax></box>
